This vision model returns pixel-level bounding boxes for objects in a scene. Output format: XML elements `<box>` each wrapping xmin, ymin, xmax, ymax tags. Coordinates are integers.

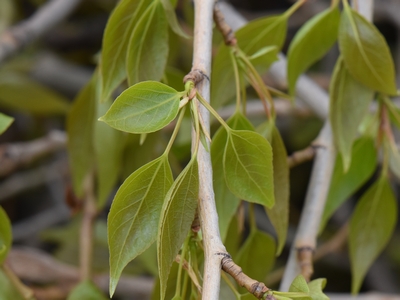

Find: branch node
<box><xmin>213</xmin><ymin>5</ymin><xmax>237</xmax><ymax>46</ymax></box>
<box><xmin>295</xmin><ymin>246</ymin><xmax>314</xmax><ymax>281</ymax></box>
<box><xmin>183</xmin><ymin>69</ymin><xmax>209</xmax><ymax>85</ymax></box>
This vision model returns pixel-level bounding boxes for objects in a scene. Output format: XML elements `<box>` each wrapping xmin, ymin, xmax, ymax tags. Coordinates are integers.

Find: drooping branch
<box><xmin>189</xmin><ymin>1</ymin><xmax>227</xmax><ymax>299</ymax></box>
<box><xmin>0</xmin><ymin>0</ymin><xmax>82</xmax><ymax>64</ymax></box>
<box><xmin>287</xmin><ymin>146</ymin><xmax>316</xmax><ymax>169</ymax></box>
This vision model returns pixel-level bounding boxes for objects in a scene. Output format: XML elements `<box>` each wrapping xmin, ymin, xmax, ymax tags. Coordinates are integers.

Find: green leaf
<box><xmin>383</xmin><ymin>97</ymin><xmax>400</xmax><ymax>129</ymax></box>
<box><xmin>100</xmin><ymin>81</ymin><xmax>181</xmax><ymax>134</ymax></box>
<box><xmin>288</xmin><ymin>7</ymin><xmax>340</xmax><ymax>95</ymax></box>
<box><xmin>320</xmin><ymin>137</ymin><xmax>376</xmax><ymax>232</ymax></box>
<box><xmin>329</xmin><ymin>57</ymin><xmax>374</xmax><ymax>171</ymax></box>
<box><xmin>100</xmin><ymin>0</ymin><xmax>152</xmax><ymax>101</ymax></box>
<box><xmin>0</xmin><ymin>113</ymin><xmax>13</xmax><ymax>135</ymax></box>
<box><xmin>160</xmin><ymin>0</ymin><xmax>190</xmax><ymax>38</ymax></box>
<box><xmin>224</xmin><ymin>130</ymin><xmax>274</xmax><ymax>207</ymax></box>
<box><xmin>94</xmin><ymin>100</ymin><xmax>125</xmax><ymax>209</ymax></box>
<box><xmin>108</xmin><ymin>155</ymin><xmax>173</xmax><ymax>296</ymax></box>
<box><xmin>0</xmin><ymin>207</ymin><xmax>12</xmax><ymax>265</ymax></box>
<box><xmin>151</xmin><ymin>263</ymin><xmax>181</xmax><ymax>300</ymax></box>
<box><xmin>67</xmin><ymin>74</ymin><xmax>98</xmax><ymax>197</ymax></box>
<box><xmin>212</xmin><ymin>112</ymin><xmax>254</xmax><ymax>241</ymax></box>
<box><xmin>289</xmin><ymin>275</ymin><xmax>309</xmax><ymax>294</ymax></box>
<box><xmin>248</xmin><ymin>45</ymin><xmax>280</xmax><ymax>73</ymax></box>
<box><xmin>258</xmin><ymin>122</ymin><xmax>289</xmax><ymax>255</ymax></box>
<box><xmin>236</xmin><ymin>229</ymin><xmax>275</xmax><ymax>284</ymax></box>
<box><xmin>388</xmin><ymin>141</ymin><xmax>400</xmax><ymax>181</ymax></box>
<box><xmin>0</xmin><ymin>72</ymin><xmax>70</xmax><ymax>114</ymax></box>
<box><xmin>349</xmin><ymin>177</ymin><xmax>397</xmax><ymax>294</ymax></box>
<box><xmin>0</xmin><ymin>268</ymin><xmax>25</xmax><ymax>300</ymax></box>
<box><xmin>157</xmin><ymin>159</ymin><xmax>199</xmax><ymax>300</ymax></box>
<box><xmin>127</xmin><ymin>2</ymin><xmax>169</xmax><ymax>85</ymax></box>
<box><xmin>67</xmin><ymin>280</ymin><xmax>107</xmax><ymax>300</ymax></box>
<box><xmin>308</xmin><ymin>278</ymin><xmax>329</xmax><ymax>300</ymax></box>
<box><xmin>339</xmin><ymin>4</ymin><xmax>397</xmax><ymax>95</ymax></box>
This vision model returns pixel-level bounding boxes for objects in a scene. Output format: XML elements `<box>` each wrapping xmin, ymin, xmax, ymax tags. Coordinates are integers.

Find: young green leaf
<box><xmin>0</xmin><ymin>207</ymin><xmax>12</xmax><ymax>265</ymax></box>
<box><xmin>67</xmin><ymin>74</ymin><xmax>97</xmax><ymax>197</ymax></box>
<box><xmin>108</xmin><ymin>155</ymin><xmax>173</xmax><ymax>296</ymax></box>
<box><xmin>100</xmin><ymin>0</ymin><xmax>152</xmax><ymax>101</ymax></box>
<box><xmin>0</xmin><ymin>72</ymin><xmax>70</xmax><ymax>114</ymax></box>
<box><xmin>288</xmin><ymin>7</ymin><xmax>340</xmax><ymax>95</ymax></box>
<box><xmin>212</xmin><ymin>112</ymin><xmax>254</xmax><ymax>241</ymax></box>
<box><xmin>224</xmin><ymin>130</ymin><xmax>274</xmax><ymax>208</ymax></box>
<box><xmin>258</xmin><ymin>122</ymin><xmax>289</xmax><ymax>255</ymax></box>
<box><xmin>320</xmin><ymin>137</ymin><xmax>376</xmax><ymax>232</ymax></box>
<box><xmin>158</xmin><ymin>159</ymin><xmax>199</xmax><ymax>300</ymax></box>
<box><xmin>67</xmin><ymin>280</ymin><xmax>107</xmax><ymax>300</ymax></box>
<box><xmin>308</xmin><ymin>278</ymin><xmax>329</xmax><ymax>300</ymax></box>
<box><xmin>289</xmin><ymin>275</ymin><xmax>309</xmax><ymax>294</ymax></box>
<box><xmin>349</xmin><ymin>177</ymin><xmax>397</xmax><ymax>294</ymax></box>
<box><xmin>126</xmin><ymin>2</ymin><xmax>169</xmax><ymax>85</ymax></box>
<box><xmin>236</xmin><ymin>229</ymin><xmax>275</xmax><ymax>284</ymax></box>
<box><xmin>339</xmin><ymin>4</ymin><xmax>397</xmax><ymax>95</ymax></box>
<box><xmin>330</xmin><ymin>58</ymin><xmax>374</xmax><ymax>171</ymax></box>
<box><xmin>160</xmin><ymin>0</ymin><xmax>190</xmax><ymax>39</ymax></box>
<box><xmin>100</xmin><ymin>81</ymin><xmax>181</xmax><ymax>134</ymax></box>
<box><xmin>94</xmin><ymin>100</ymin><xmax>125</xmax><ymax>209</ymax></box>
<box><xmin>0</xmin><ymin>113</ymin><xmax>13</xmax><ymax>135</ymax></box>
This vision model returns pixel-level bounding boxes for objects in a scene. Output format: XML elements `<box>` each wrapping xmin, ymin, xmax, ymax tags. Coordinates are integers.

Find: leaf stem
<box><xmin>221</xmin><ymin>272</ymin><xmax>241</xmax><ymax>299</ymax></box>
<box><xmin>283</xmin><ymin>0</ymin><xmax>307</xmax><ymax>19</ymax></box>
<box><xmin>174</xmin><ymin>234</ymin><xmax>191</xmax><ymax>298</ymax></box>
<box><xmin>2</xmin><ymin>264</ymin><xmax>36</xmax><ymax>300</ymax></box>
<box><xmin>191</xmin><ymin>100</ymin><xmax>202</xmax><ymax>158</ymax></box>
<box><xmin>164</xmin><ymin>106</ymin><xmax>187</xmax><ymax>155</ymax></box>
<box><xmin>196</xmin><ymin>92</ymin><xmax>230</xmax><ymax>131</ymax></box>
<box><xmin>230</xmin><ymin>48</ymin><xmax>242</xmax><ymax>112</ymax></box>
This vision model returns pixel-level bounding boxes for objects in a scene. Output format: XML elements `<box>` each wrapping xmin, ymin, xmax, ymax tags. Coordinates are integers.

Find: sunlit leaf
<box><xmin>212</xmin><ymin>112</ymin><xmax>254</xmax><ymax>241</ymax></box>
<box><xmin>289</xmin><ymin>275</ymin><xmax>309</xmax><ymax>294</ymax></box>
<box><xmin>236</xmin><ymin>229</ymin><xmax>275</xmax><ymax>284</ymax></box>
<box><xmin>160</xmin><ymin>0</ymin><xmax>190</xmax><ymax>38</ymax></box>
<box><xmin>127</xmin><ymin>2</ymin><xmax>169</xmax><ymax>85</ymax></box>
<box><xmin>100</xmin><ymin>81</ymin><xmax>181</xmax><ymax>134</ymax></box>
<box><xmin>258</xmin><ymin>122</ymin><xmax>289</xmax><ymax>255</ymax></box>
<box><xmin>288</xmin><ymin>6</ymin><xmax>340</xmax><ymax>95</ymax></box>
<box><xmin>67</xmin><ymin>74</ymin><xmax>97</xmax><ymax>197</ymax></box>
<box><xmin>108</xmin><ymin>155</ymin><xmax>173</xmax><ymax>296</ymax></box>
<box><xmin>349</xmin><ymin>177</ymin><xmax>397</xmax><ymax>293</ymax></box>
<box><xmin>339</xmin><ymin>4</ymin><xmax>397</xmax><ymax>95</ymax></box>
<box><xmin>158</xmin><ymin>159</ymin><xmax>199</xmax><ymax>300</ymax></box>
<box><xmin>330</xmin><ymin>57</ymin><xmax>374</xmax><ymax>171</ymax></box>
<box><xmin>0</xmin><ymin>72</ymin><xmax>69</xmax><ymax>114</ymax></box>
<box><xmin>100</xmin><ymin>0</ymin><xmax>152</xmax><ymax>101</ymax></box>
<box><xmin>320</xmin><ymin>137</ymin><xmax>376</xmax><ymax>232</ymax></box>
<box><xmin>67</xmin><ymin>280</ymin><xmax>107</xmax><ymax>300</ymax></box>
<box><xmin>224</xmin><ymin>130</ymin><xmax>274</xmax><ymax>207</ymax></box>
<box><xmin>0</xmin><ymin>113</ymin><xmax>13</xmax><ymax>135</ymax></box>
<box><xmin>0</xmin><ymin>207</ymin><xmax>12</xmax><ymax>265</ymax></box>
<box><xmin>94</xmin><ymin>100</ymin><xmax>125</xmax><ymax>209</ymax></box>
<box><xmin>308</xmin><ymin>278</ymin><xmax>329</xmax><ymax>300</ymax></box>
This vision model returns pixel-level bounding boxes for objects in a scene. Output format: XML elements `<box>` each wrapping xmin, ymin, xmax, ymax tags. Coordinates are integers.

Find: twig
<box><xmin>189</xmin><ymin>1</ymin><xmax>228</xmax><ymax>299</ymax></box>
<box><xmin>175</xmin><ymin>255</ymin><xmax>202</xmax><ymax>293</ymax></box>
<box><xmin>0</xmin><ymin>0</ymin><xmax>82</xmax><ymax>64</ymax></box>
<box><xmin>213</xmin><ymin>5</ymin><xmax>237</xmax><ymax>46</ymax></box>
<box><xmin>79</xmin><ymin>172</ymin><xmax>97</xmax><ymax>281</ymax></box>
<box><xmin>220</xmin><ymin>254</ymin><xmax>270</xmax><ymax>299</ymax></box>
<box><xmin>2</xmin><ymin>263</ymin><xmax>36</xmax><ymax>300</ymax></box>
<box><xmin>0</xmin><ymin>130</ymin><xmax>66</xmax><ymax>177</ymax></box>
<box><xmin>287</xmin><ymin>146</ymin><xmax>316</xmax><ymax>168</ymax></box>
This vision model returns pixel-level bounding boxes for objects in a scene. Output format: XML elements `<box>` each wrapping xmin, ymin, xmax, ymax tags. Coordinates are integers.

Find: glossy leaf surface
<box><xmin>0</xmin><ymin>207</ymin><xmax>11</xmax><ymax>265</ymax></box>
<box><xmin>330</xmin><ymin>58</ymin><xmax>374</xmax><ymax>170</ymax></box>
<box><xmin>127</xmin><ymin>2</ymin><xmax>168</xmax><ymax>85</ymax></box>
<box><xmin>0</xmin><ymin>113</ymin><xmax>13</xmax><ymax>135</ymax></box>
<box><xmin>212</xmin><ymin>112</ymin><xmax>254</xmax><ymax>241</ymax></box>
<box><xmin>100</xmin><ymin>81</ymin><xmax>180</xmax><ymax>134</ymax></box>
<box><xmin>108</xmin><ymin>155</ymin><xmax>173</xmax><ymax>296</ymax></box>
<box><xmin>100</xmin><ymin>0</ymin><xmax>151</xmax><ymax>100</ymax></box>
<box><xmin>320</xmin><ymin>137</ymin><xmax>376</xmax><ymax>232</ymax></box>
<box><xmin>158</xmin><ymin>159</ymin><xmax>199</xmax><ymax>300</ymax></box>
<box><xmin>288</xmin><ymin>7</ymin><xmax>340</xmax><ymax>95</ymax></box>
<box><xmin>349</xmin><ymin>177</ymin><xmax>397</xmax><ymax>293</ymax></box>
<box><xmin>339</xmin><ymin>5</ymin><xmax>397</xmax><ymax>95</ymax></box>
<box><xmin>224</xmin><ymin>130</ymin><xmax>274</xmax><ymax>207</ymax></box>
<box><xmin>67</xmin><ymin>280</ymin><xmax>107</xmax><ymax>300</ymax></box>
<box><xmin>258</xmin><ymin>122</ymin><xmax>289</xmax><ymax>255</ymax></box>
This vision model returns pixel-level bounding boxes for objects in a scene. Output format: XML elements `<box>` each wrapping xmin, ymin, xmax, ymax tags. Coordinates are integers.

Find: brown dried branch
<box><xmin>287</xmin><ymin>146</ymin><xmax>316</xmax><ymax>169</ymax></box>
<box><xmin>213</xmin><ymin>5</ymin><xmax>237</xmax><ymax>46</ymax></box>
<box><xmin>0</xmin><ymin>130</ymin><xmax>66</xmax><ymax>178</ymax></box>
<box><xmin>220</xmin><ymin>254</ymin><xmax>270</xmax><ymax>299</ymax></box>
<box><xmin>0</xmin><ymin>0</ymin><xmax>82</xmax><ymax>64</ymax></box>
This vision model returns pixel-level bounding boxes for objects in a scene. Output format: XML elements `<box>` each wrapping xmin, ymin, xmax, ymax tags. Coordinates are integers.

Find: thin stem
<box><xmin>164</xmin><ymin>106</ymin><xmax>187</xmax><ymax>154</ymax></box>
<box><xmin>221</xmin><ymin>272</ymin><xmax>241</xmax><ymax>299</ymax></box>
<box><xmin>175</xmin><ymin>235</ymin><xmax>191</xmax><ymax>298</ymax></box>
<box><xmin>230</xmin><ymin>48</ymin><xmax>242</xmax><ymax>112</ymax></box>
<box><xmin>2</xmin><ymin>264</ymin><xmax>36</xmax><ymax>299</ymax></box>
<box><xmin>282</xmin><ymin>0</ymin><xmax>307</xmax><ymax>19</ymax></box>
<box><xmin>248</xmin><ymin>203</ymin><xmax>257</xmax><ymax>232</ymax></box>
<box><xmin>196</xmin><ymin>92</ymin><xmax>230</xmax><ymax>131</ymax></box>
<box><xmin>181</xmin><ymin>268</ymin><xmax>190</xmax><ymax>299</ymax></box>
<box><xmin>191</xmin><ymin>100</ymin><xmax>202</xmax><ymax>158</ymax></box>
